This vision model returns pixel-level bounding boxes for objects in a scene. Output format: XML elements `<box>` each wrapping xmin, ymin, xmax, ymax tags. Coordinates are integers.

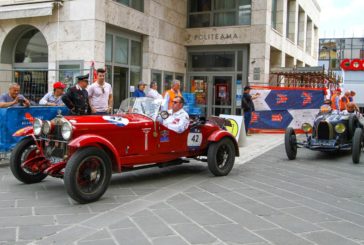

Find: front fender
<box><xmin>12</xmin><ymin>126</ymin><xmax>33</xmax><ymax>137</ymax></box>
<box><xmin>68</xmin><ymin>134</ymin><xmax>122</xmax><ymax>172</ymax></box>
<box><xmin>208</xmin><ymin>130</ymin><xmax>240</xmax><ymax>156</ymax></box>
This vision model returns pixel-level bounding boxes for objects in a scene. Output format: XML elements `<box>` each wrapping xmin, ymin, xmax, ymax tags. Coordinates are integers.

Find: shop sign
<box><xmin>192</xmin><ymin>33</ymin><xmax>239</xmax><ymax>41</ymax></box>
<box><xmin>340</xmin><ymin>59</ymin><xmax>364</xmax><ymax>71</ymax></box>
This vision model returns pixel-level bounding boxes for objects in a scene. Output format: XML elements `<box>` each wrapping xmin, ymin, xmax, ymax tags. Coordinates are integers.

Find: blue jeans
<box><xmin>244</xmin><ymin>111</ymin><xmax>252</xmax><ymax>133</ymax></box>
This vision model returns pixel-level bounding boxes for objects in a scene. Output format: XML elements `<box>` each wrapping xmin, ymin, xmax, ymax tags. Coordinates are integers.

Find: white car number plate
<box><xmin>187</xmin><ymin>133</ymin><xmax>202</xmax><ymax>147</ymax></box>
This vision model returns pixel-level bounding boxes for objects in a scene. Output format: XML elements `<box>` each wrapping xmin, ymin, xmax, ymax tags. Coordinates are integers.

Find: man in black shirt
<box><xmin>241</xmin><ymin>86</ymin><xmax>259</xmax><ymax>135</ymax></box>
<box><xmin>62</xmin><ymin>74</ymin><xmax>91</xmax><ymax>115</ymax></box>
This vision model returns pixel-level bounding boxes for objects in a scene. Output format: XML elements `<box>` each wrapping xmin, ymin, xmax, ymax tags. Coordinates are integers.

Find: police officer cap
<box><xmin>76</xmin><ymin>74</ymin><xmax>89</xmax><ymax>82</ymax></box>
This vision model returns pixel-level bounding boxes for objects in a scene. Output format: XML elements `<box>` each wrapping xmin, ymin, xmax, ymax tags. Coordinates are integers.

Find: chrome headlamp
<box><xmin>335</xmin><ymin>123</ymin><xmax>346</xmax><ymax>134</ymax></box>
<box><xmin>301</xmin><ymin>123</ymin><xmax>312</xmax><ymax>133</ymax></box>
<box><xmin>33</xmin><ymin>118</ymin><xmax>43</xmax><ymax>136</ymax></box>
<box><xmin>61</xmin><ymin>121</ymin><xmax>73</xmax><ymax>140</ymax></box>
<box><xmin>42</xmin><ymin>120</ymin><xmax>52</xmax><ymax>135</ymax></box>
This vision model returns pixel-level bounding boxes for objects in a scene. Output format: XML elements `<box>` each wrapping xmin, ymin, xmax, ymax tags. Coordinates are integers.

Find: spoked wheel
<box><xmin>285</xmin><ymin>127</ymin><xmax>297</xmax><ymax>160</ymax></box>
<box><xmin>64</xmin><ymin>147</ymin><xmax>112</xmax><ymax>203</ymax></box>
<box><xmin>207</xmin><ymin>138</ymin><xmax>236</xmax><ymax>176</ymax></box>
<box><xmin>352</xmin><ymin>128</ymin><xmax>363</xmax><ymax>164</ymax></box>
<box><xmin>10</xmin><ymin>137</ymin><xmax>47</xmax><ymax>184</ymax></box>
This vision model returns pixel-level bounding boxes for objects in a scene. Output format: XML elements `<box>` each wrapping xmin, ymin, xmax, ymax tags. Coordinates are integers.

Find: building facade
<box><xmin>0</xmin><ymin>0</ymin><xmax>320</xmax><ymax>115</ymax></box>
<box><xmin>319</xmin><ymin>37</ymin><xmax>364</xmax><ymax>108</ymax></box>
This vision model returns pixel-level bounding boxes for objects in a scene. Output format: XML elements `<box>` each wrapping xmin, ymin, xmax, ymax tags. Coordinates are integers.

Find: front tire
<box><xmin>285</xmin><ymin>127</ymin><xmax>297</xmax><ymax>160</ymax></box>
<box><xmin>207</xmin><ymin>138</ymin><xmax>236</xmax><ymax>176</ymax></box>
<box><xmin>64</xmin><ymin>147</ymin><xmax>112</xmax><ymax>203</ymax></box>
<box><xmin>10</xmin><ymin>137</ymin><xmax>47</xmax><ymax>184</ymax></box>
<box><xmin>352</xmin><ymin>128</ymin><xmax>363</xmax><ymax>164</ymax></box>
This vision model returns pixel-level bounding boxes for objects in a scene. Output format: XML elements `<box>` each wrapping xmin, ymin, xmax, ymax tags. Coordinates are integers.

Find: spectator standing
<box><xmin>0</xmin><ymin>83</ymin><xmax>30</xmax><ymax>108</ymax></box>
<box><xmin>241</xmin><ymin>86</ymin><xmax>259</xmax><ymax>136</ymax></box>
<box><xmin>146</xmin><ymin>81</ymin><xmax>163</xmax><ymax>100</ymax></box>
<box><xmin>163</xmin><ymin>79</ymin><xmax>182</xmax><ymax>110</ymax></box>
<box><xmin>39</xmin><ymin>81</ymin><xmax>66</xmax><ymax>106</ymax></box>
<box><xmin>330</xmin><ymin>88</ymin><xmax>341</xmax><ymax>110</ymax></box>
<box><xmin>88</xmin><ymin>68</ymin><xmax>113</xmax><ymax>115</ymax></box>
<box><xmin>133</xmin><ymin>81</ymin><xmax>146</xmax><ymax>97</ymax></box>
<box><xmin>62</xmin><ymin>74</ymin><xmax>91</xmax><ymax>115</ymax></box>
<box><xmin>339</xmin><ymin>91</ymin><xmax>350</xmax><ymax>111</ymax></box>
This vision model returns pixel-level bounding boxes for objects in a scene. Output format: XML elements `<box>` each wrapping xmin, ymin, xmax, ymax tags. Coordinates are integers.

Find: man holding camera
<box><xmin>0</xmin><ymin>83</ymin><xmax>30</xmax><ymax>108</ymax></box>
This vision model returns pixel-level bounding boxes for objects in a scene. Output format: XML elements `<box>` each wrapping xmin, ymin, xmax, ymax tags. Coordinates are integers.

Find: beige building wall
<box><xmin>0</xmin><ymin>0</ymin><xmax>320</xmax><ymax>91</ymax></box>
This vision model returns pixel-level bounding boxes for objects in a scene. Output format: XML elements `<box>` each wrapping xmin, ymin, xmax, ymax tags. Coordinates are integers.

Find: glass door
<box><xmin>113</xmin><ymin>66</ymin><xmax>128</xmax><ymax>110</ymax></box>
<box><xmin>212</xmin><ymin>76</ymin><xmax>233</xmax><ymax>116</ymax></box>
<box><xmin>189</xmin><ymin>75</ymin><xmax>209</xmax><ymax>116</ymax></box>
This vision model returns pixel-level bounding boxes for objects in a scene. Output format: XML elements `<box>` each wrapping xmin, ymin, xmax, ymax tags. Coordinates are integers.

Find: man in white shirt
<box><xmin>87</xmin><ymin>68</ymin><xmax>113</xmax><ymax>115</ymax></box>
<box><xmin>162</xmin><ymin>96</ymin><xmax>189</xmax><ymax>133</ymax></box>
<box><xmin>146</xmin><ymin>81</ymin><xmax>163</xmax><ymax>100</ymax></box>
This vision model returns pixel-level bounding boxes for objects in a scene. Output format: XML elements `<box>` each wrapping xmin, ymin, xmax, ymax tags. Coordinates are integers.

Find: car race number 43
<box><xmin>187</xmin><ymin>128</ymin><xmax>203</xmax><ymax>149</ymax></box>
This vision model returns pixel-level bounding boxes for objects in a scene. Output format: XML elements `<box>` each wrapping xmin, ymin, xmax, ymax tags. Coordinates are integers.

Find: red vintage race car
<box><xmin>10</xmin><ymin>97</ymin><xmax>239</xmax><ymax>203</ymax></box>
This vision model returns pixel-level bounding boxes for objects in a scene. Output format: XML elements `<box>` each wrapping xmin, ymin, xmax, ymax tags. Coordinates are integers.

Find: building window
<box><xmin>271</xmin><ymin>0</ymin><xmax>277</xmax><ymax>29</ymax></box>
<box><xmin>151</xmin><ymin>70</ymin><xmax>185</xmax><ymax>94</ymax></box>
<box><xmin>188</xmin><ymin>0</ymin><xmax>251</xmax><ymax>28</ymax></box>
<box><xmin>58</xmin><ymin>61</ymin><xmax>83</xmax><ymax>86</ymax></box>
<box><xmin>15</xmin><ymin>29</ymin><xmax>48</xmax><ymax>63</ymax></box>
<box><xmin>105</xmin><ymin>32</ymin><xmax>142</xmax><ymax>108</ymax></box>
<box><xmin>114</xmin><ymin>0</ymin><xmax>143</xmax><ymax>12</ymax></box>
<box><xmin>190</xmin><ymin>52</ymin><xmax>235</xmax><ymax>71</ymax></box>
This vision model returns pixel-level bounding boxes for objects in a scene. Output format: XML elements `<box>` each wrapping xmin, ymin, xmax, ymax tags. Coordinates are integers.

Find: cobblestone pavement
<box><xmin>1</xmin><ymin>137</ymin><xmax>364</xmax><ymax>245</ymax></box>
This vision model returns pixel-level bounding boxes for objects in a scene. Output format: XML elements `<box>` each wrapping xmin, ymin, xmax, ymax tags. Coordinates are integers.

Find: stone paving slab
<box><xmin>0</xmin><ymin>134</ymin><xmax>363</xmax><ymax>244</ymax></box>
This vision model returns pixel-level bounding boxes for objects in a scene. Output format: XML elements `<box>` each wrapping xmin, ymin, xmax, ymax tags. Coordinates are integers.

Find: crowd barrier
<box><xmin>0</xmin><ymin>106</ymin><xmax>69</xmax><ymax>153</ymax></box>
<box><xmin>249</xmin><ymin>86</ymin><xmax>325</xmax><ymax>132</ymax></box>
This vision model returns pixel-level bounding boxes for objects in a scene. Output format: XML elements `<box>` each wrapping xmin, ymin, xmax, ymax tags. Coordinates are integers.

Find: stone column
<box><xmin>306</xmin><ymin>18</ymin><xmax>313</xmax><ymax>56</ymax></box>
<box><xmin>287</xmin><ymin>0</ymin><xmax>298</xmax><ymax>43</ymax></box>
<box><xmin>298</xmin><ymin>9</ymin><xmax>306</xmax><ymax>50</ymax></box>
<box><xmin>250</xmin><ymin>0</ymin><xmax>270</xmax><ymax>85</ymax></box>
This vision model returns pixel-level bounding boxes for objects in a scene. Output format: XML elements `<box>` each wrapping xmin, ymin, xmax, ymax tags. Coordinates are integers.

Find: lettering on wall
<box><xmin>191</xmin><ymin>33</ymin><xmax>239</xmax><ymax>41</ymax></box>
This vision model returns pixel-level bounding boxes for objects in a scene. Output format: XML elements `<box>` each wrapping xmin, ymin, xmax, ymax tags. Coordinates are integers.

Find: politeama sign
<box><xmin>340</xmin><ymin>59</ymin><xmax>364</xmax><ymax>71</ymax></box>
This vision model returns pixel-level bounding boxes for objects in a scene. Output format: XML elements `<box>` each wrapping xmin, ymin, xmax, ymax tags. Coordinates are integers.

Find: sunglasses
<box><xmin>102</xmin><ymin>88</ymin><xmax>105</xmax><ymax>94</ymax></box>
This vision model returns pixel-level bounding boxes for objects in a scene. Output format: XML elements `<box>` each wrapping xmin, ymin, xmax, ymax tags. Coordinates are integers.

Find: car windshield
<box><xmin>117</xmin><ymin>97</ymin><xmax>163</xmax><ymax>120</ymax></box>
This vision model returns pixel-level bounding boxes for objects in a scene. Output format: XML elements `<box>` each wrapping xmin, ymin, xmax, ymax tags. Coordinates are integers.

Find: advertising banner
<box><xmin>249</xmin><ymin>86</ymin><xmax>324</xmax><ymax>132</ymax></box>
<box><xmin>0</xmin><ymin>106</ymin><xmax>69</xmax><ymax>152</ymax></box>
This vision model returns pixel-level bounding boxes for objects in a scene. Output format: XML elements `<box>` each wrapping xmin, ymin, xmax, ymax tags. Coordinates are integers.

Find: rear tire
<box><xmin>64</xmin><ymin>147</ymin><xmax>112</xmax><ymax>203</ymax></box>
<box><xmin>207</xmin><ymin>138</ymin><xmax>236</xmax><ymax>176</ymax></box>
<box><xmin>10</xmin><ymin>137</ymin><xmax>47</xmax><ymax>184</ymax></box>
<box><xmin>285</xmin><ymin>127</ymin><xmax>297</xmax><ymax>160</ymax></box>
<box><xmin>352</xmin><ymin>128</ymin><xmax>363</xmax><ymax>164</ymax></box>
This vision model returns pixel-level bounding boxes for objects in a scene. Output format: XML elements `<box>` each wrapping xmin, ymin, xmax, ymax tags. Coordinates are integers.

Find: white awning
<box><xmin>0</xmin><ymin>2</ymin><xmax>54</xmax><ymax>20</ymax></box>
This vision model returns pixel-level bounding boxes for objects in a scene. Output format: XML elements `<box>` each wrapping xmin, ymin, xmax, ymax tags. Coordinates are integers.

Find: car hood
<box><xmin>64</xmin><ymin>113</ymin><xmax>152</xmax><ymax>129</ymax></box>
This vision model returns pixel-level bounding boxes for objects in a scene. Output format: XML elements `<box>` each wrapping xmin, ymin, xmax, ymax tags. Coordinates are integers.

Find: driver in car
<box><xmin>162</xmin><ymin>96</ymin><xmax>189</xmax><ymax>133</ymax></box>
<box><xmin>342</xmin><ymin>102</ymin><xmax>359</xmax><ymax>115</ymax></box>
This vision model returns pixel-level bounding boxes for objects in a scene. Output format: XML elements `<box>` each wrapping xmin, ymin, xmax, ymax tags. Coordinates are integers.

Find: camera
<box><xmin>18</xmin><ymin>98</ymin><xmax>25</xmax><ymax>106</ymax></box>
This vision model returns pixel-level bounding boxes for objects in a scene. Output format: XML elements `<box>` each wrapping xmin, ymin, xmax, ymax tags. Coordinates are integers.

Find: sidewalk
<box><xmin>236</xmin><ymin>133</ymin><xmax>284</xmax><ymax>165</ymax></box>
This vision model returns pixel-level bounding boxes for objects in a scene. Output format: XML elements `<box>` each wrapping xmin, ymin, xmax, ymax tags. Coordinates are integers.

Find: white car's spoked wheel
<box><xmin>352</xmin><ymin>128</ymin><xmax>363</xmax><ymax>164</ymax></box>
<box><xmin>10</xmin><ymin>137</ymin><xmax>47</xmax><ymax>184</ymax></box>
<box><xmin>207</xmin><ymin>138</ymin><xmax>235</xmax><ymax>176</ymax></box>
<box><xmin>285</xmin><ymin>127</ymin><xmax>297</xmax><ymax>160</ymax></box>
<box><xmin>64</xmin><ymin>147</ymin><xmax>112</xmax><ymax>203</ymax></box>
